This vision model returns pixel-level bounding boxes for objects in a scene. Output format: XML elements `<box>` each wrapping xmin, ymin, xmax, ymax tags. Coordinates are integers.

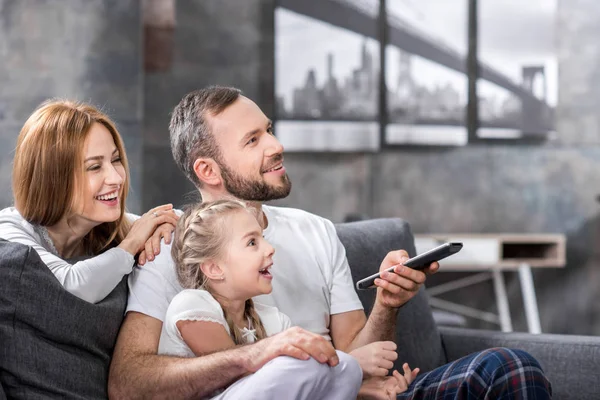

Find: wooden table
<box><xmin>414</xmin><ymin>234</ymin><xmax>566</xmax><ymax>334</ymax></box>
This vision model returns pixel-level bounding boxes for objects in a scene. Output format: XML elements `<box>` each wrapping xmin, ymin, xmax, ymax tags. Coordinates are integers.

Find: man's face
<box><xmin>209</xmin><ymin>96</ymin><xmax>291</xmax><ymax>201</ymax></box>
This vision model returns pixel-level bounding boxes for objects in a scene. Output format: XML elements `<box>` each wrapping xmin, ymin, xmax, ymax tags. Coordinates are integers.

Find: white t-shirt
<box><xmin>158</xmin><ymin>289</ymin><xmax>292</xmax><ymax>357</ymax></box>
<box><xmin>0</xmin><ymin>207</ymin><xmax>136</xmax><ymax>304</ymax></box>
<box><xmin>127</xmin><ymin>205</ymin><xmax>364</xmax><ymax>339</ymax></box>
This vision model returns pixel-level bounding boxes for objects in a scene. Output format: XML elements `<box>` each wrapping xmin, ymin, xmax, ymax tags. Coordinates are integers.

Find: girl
<box><xmin>0</xmin><ymin>100</ymin><xmax>178</xmax><ymax>303</ymax></box>
<box><xmin>159</xmin><ymin>200</ymin><xmax>416</xmax><ymax>399</ymax></box>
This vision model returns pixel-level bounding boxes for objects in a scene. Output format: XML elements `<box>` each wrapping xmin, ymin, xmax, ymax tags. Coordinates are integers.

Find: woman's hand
<box><xmin>137</xmin><ymin>222</ymin><xmax>176</xmax><ymax>265</ymax></box>
<box><xmin>358</xmin><ymin>363</ymin><xmax>420</xmax><ymax>400</ymax></box>
<box><xmin>119</xmin><ymin>204</ymin><xmax>179</xmax><ymax>258</ymax></box>
<box><xmin>350</xmin><ymin>341</ymin><xmax>398</xmax><ymax>378</ymax></box>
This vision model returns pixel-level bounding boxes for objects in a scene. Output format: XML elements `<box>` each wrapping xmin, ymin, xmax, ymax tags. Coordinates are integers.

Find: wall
<box><xmin>142</xmin><ymin>0</ymin><xmax>600</xmax><ymax>334</ymax></box>
<box><xmin>0</xmin><ymin>0</ymin><xmax>143</xmax><ymax>212</ymax></box>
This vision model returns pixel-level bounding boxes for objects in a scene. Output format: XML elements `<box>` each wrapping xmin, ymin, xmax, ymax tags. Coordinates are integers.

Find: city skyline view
<box><xmin>275</xmin><ymin>0</ymin><xmax>557</xmax><ymax>145</ymax></box>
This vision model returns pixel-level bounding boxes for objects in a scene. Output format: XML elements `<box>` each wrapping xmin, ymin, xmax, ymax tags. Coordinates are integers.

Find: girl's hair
<box><xmin>171</xmin><ymin>199</ymin><xmax>268</xmax><ymax>345</ymax></box>
<box><xmin>12</xmin><ymin>99</ymin><xmax>131</xmax><ymax>254</ymax></box>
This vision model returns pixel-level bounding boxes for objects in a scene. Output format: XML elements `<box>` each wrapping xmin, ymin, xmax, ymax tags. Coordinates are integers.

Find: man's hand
<box><xmin>243</xmin><ymin>326</ymin><xmax>339</xmax><ymax>372</ymax></box>
<box><xmin>350</xmin><ymin>341</ymin><xmax>398</xmax><ymax>378</ymax></box>
<box><xmin>374</xmin><ymin>250</ymin><xmax>439</xmax><ymax>309</ymax></box>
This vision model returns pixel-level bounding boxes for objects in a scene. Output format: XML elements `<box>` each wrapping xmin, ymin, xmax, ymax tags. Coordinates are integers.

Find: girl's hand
<box><xmin>358</xmin><ymin>363</ymin><xmax>420</xmax><ymax>400</ymax></box>
<box><xmin>119</xmin><ymin>204</ymin><xmax>179</xmax><ymax>258</ymax></box>
<box><xmin>350</xmin><ymin>341</ymin><xmax>398</xmax><ymax>378</ymax></box>
<box><xmin>384</xmin><ymin>364</ymin><xmax>420</xmax><ymax>396</ymax></box>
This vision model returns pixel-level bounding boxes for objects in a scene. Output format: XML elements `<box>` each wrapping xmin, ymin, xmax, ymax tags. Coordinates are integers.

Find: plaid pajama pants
<box><xmin>397</xmin><ymin>347</ymin><xmax>552</xmax><ymax>399</ymax></box>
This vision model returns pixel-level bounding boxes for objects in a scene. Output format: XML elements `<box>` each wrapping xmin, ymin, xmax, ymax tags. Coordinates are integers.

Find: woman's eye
<box><xmin>112</xmin><ymin>157</ymin><xmax>122</xmax><ymax>163</ymax></box>
<box><xmin>87</xmin><ymin>164</ymin><xmax>101</xmax><ymax>171</ymax></box>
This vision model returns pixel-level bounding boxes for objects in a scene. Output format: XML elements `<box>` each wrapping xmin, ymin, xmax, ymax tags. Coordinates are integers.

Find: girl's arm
<box><xmin>177</xmin><ymin>320</ymin><xmax>236</xmax><ymax>356</ymax></box>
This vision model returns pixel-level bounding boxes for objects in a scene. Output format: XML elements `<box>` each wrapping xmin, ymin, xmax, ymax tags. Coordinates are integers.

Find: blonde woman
<box><xmin>0</xmin><ymin>100</ymin><xmax>178</xmax><ymax>303</ymax></box>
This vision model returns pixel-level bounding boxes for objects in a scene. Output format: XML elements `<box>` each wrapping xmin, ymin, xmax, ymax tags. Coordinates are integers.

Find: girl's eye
<box><xmin>248</xmin><ymin>239</ymin><xmax>256</xmax><ymax>247</ymax></box>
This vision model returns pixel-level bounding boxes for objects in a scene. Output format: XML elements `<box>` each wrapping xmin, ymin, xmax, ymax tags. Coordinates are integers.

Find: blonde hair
<box><xmin>12</xmin><ymin>99</ymin><xmax>132</xmax><ymax>254</ymax></box>
<box><xmin>171</xmin><ymin>199</ymin><xmax>268</xmax><ymax>344</ymax></box>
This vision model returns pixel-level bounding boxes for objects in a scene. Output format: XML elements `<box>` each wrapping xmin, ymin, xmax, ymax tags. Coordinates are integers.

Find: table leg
<box><xmin>492</xmin><ymin>269</ymin><xmax>513</xmax><ymax>332</ymax></box>
<box><xmin>518</xmin><ymin>263</ymin><xmax>542</xmax><ymax>334</ymax></box>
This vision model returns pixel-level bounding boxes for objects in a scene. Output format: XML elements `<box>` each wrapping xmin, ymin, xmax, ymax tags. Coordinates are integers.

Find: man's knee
<box><xmin>477</xmin><ymin>347</ymin><xmax>544</xmax><ymax>372</ymax></box>
<box><xmin>475</xmin><ymin>347</ymin><xmax>551</xmax><ymax>397</ymax></box>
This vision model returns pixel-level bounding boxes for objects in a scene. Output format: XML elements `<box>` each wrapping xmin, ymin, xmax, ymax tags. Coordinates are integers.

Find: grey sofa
<box><xmin>336</xmin><ymin>218</ymin><xmax>600</xmax><ymax>400</ymax></box>
<box><xmin>1</xmin><ymin>218</ymin><xmax>599</xmax><ymax>398</ymax></box>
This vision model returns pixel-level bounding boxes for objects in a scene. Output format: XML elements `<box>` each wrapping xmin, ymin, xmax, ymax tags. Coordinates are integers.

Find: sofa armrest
<box><xmin>440</xmin><ymin>326</ymin><xmax>600</xmax><ymax>399</ymax></box>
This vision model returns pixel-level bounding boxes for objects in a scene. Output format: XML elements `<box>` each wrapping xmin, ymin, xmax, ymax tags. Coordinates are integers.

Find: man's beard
<box><xmin>219</xmin><ymin>159</ymin><xmax>292</xmax><ymax>202</ymax></box>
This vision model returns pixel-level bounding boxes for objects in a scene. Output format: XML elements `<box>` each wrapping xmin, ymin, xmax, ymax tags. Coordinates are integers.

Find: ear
<box><xmin>200</xmin><ymin>260</ymin><xmax>225</xmax><ymax>281</ymax></box>
<box><xmin>193</xmin><ymin>158</ymin><xmax>222</xmax><ymax>187</ymax></box>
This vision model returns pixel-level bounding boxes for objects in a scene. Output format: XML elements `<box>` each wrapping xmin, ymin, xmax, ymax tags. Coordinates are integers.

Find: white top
<box><xmin>128</xmin><ymin>205</ymin><xmax>363</xmax><ymax>340</ymax></box>
<box><xmin>0</xmin><ymin>207</ymin><xmax>136</xmax><ymax>304</ymax></box>
<box><xmin>158</xmin><ymin>289</ymin><xmax>292</xmax><ymax>357</ymax></box>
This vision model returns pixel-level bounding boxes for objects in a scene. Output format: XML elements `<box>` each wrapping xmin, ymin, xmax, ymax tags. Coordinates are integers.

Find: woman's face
<box><xmin>72</xmin><ymin>123</ymin><xmax>126</xmax><ymax>227</ymax></box>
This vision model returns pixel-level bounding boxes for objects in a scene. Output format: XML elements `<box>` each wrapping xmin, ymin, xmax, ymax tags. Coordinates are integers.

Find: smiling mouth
<box><xmin>263</xmin><ymin>163</ymin><xmax>283</xmax><ymax>173</ymax></box>
<box><xmin>95</xmin><ymin>190</ymin><xmax>119</xmax><ymax>201</ymax></box>
<box><xmin>259</xmin><ymin>265</ymin><xmax>272</xmax><ymax>276</ymax></box>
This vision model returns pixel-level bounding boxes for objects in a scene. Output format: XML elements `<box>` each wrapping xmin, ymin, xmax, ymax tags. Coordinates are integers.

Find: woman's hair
<box><xmin>12</xmin><ymin>99</ymin><xmax>131</xmax><ymax>254</ymax></box>
<box><xmin>171</xmin><ymin>199</ymin><xmax>267</xmax><ymax>345</ymax></box>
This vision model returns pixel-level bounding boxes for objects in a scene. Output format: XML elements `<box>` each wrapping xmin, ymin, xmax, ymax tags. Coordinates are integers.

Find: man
<box><xmin>109</xmin><ymin>86</ymin><xmax>552</xmax><ymax>399</ymax></box>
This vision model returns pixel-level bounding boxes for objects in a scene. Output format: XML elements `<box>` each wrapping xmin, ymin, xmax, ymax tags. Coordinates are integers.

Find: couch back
<box><xmin>0</xmin><ymin>240</ymin><xmax>127</xmax><ymax>399</ymax></box>
<box><xmin>335</xmin><ymin>218</ymin><xmax>446</xmax><ymax>373</ymax></box>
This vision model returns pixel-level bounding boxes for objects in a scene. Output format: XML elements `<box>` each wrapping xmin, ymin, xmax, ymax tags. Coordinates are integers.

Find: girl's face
<box><xmin>217</xmin><ymin>209</ymin><xmax>275</xmax><ymax>300</ymax></box>
<box><xmin>71</xmin><ymin>123</ymin><xmax>126</xmax><ymax>228</ymax></box>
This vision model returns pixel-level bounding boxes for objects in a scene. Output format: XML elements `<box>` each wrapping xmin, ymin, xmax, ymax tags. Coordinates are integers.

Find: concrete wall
<box><xmin>3</xmin><ymin>0</ymin><xmax>599</xmax><ymax>334</ymax></box>
<box><xmin>141</xmin><ymin>0</ymin><xmax>600</xmax><ymax>334</ymax></box>
<box><xmin>0</xmin><ymin>0</ymin><xmax>143</xmax><ymax>212</ymax></box>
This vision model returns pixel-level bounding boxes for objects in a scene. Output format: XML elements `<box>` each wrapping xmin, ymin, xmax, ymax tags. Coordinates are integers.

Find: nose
<box><xmin>105</xmin><ymin>163</ymin><xmax>124</xmax><ymax>186</ymax></box>
<box><xmin>264</xmin><ymin>131</ymin><xmax>284</xmax><ymax>157</ymax></box>
<box><xmin>265</xmin><ymin>241</ymin><xmax>275</xmax><ymax>259</ymax></box>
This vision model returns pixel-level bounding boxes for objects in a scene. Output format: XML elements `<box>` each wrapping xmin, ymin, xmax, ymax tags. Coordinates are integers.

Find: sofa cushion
<box><xmin>0</xmin><ymin>240</ymin><xmax>127</xmax><ymax>399</ymax></box>
<box><xmin>335</xmin><ymin>218</ymin><xmax>446</xmax><ymax>373</ymax></box>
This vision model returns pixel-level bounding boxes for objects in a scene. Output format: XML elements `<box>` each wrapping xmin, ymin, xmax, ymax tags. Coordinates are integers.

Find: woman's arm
<box><xmin>0</xmin><ymin>223</ymin><xmax>133</xmax><ymax>303</ymax></box>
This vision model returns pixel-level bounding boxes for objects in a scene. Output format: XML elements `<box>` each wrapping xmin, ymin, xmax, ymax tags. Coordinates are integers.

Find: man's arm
<box><xmin>108</xmin><ymin>312</ymin><xmax>250</xmax><ymax>399</ymax></box>
<box><xmin>108</xmin><ymin>312</ymin><xmax>340</xmax><ymax>399</ymax></box>
<box><xmin>330</xmin><ymin>250</ymin><xmax>438</xmax><ymax>352</ymax></box>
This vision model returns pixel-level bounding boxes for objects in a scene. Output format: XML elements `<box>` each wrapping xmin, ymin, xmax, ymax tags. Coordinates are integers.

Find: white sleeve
<box><xmin>166</xmin><ymin>290</ymin><xmax>230</xmax><ymax>335</ymax></box>
<box><xmin>324</xmin><ymin>219</ymin><xmax>364</xmax><ymax>315</ymax></box>
<box><xmin>0</xmin><ymin>218</ymin><xmax>134</xmax><ymax>304</ymax></box>
<box><xmin>279</xmin><ymin>311</ymin><xmax>293</xmax><ymax>331</ymax></box>
<box><xmin>127</xmin><ymin>240</ymin><xmax>182</xmax><ymax>322</ymax></box>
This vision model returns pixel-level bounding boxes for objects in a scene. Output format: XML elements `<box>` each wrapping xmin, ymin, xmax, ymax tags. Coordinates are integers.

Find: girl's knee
<box><xmin>333</xmin><ymin>350</ymin><xmax>363</xmax><ymax>382</ymax></box>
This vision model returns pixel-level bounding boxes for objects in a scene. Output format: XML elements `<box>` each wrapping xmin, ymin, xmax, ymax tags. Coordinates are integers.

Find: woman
<box><xmin>0</xmin><ymin>99</ymin><xmax>178</xmax><ymax>303</ymax></box>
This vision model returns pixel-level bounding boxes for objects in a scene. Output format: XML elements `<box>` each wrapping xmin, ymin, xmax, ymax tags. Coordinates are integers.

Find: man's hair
<box><xmin>169</xmin><ymin>86</ymin><xmax>242</xmax><ymax>187</ymax></box>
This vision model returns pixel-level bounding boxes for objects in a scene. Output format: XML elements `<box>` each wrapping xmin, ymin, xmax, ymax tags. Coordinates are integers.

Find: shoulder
<box><xmin>170</xmin><ymin>289</ymin><xmax>220</xmax><ymax>311</ymax></box>
<box><xmin>263</xmin><ymin>205</ymin><xmax>334</xmax><ymax>232</ymax></box>
<box><xmin>166</xmin><ymin>289</ymin><xmax>227</xmax><ymax>328</ymax></box>
<box><xmin>0</xmin><ymin>207</ymin><xmax>40</xmax><ymax>241</ymax></box>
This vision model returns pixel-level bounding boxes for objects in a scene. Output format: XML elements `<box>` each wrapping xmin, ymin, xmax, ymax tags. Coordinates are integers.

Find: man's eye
<box><xmin>247</xmin><ymin>137</ymin><xmax>257</xmax><ymax>145</ymax></box>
